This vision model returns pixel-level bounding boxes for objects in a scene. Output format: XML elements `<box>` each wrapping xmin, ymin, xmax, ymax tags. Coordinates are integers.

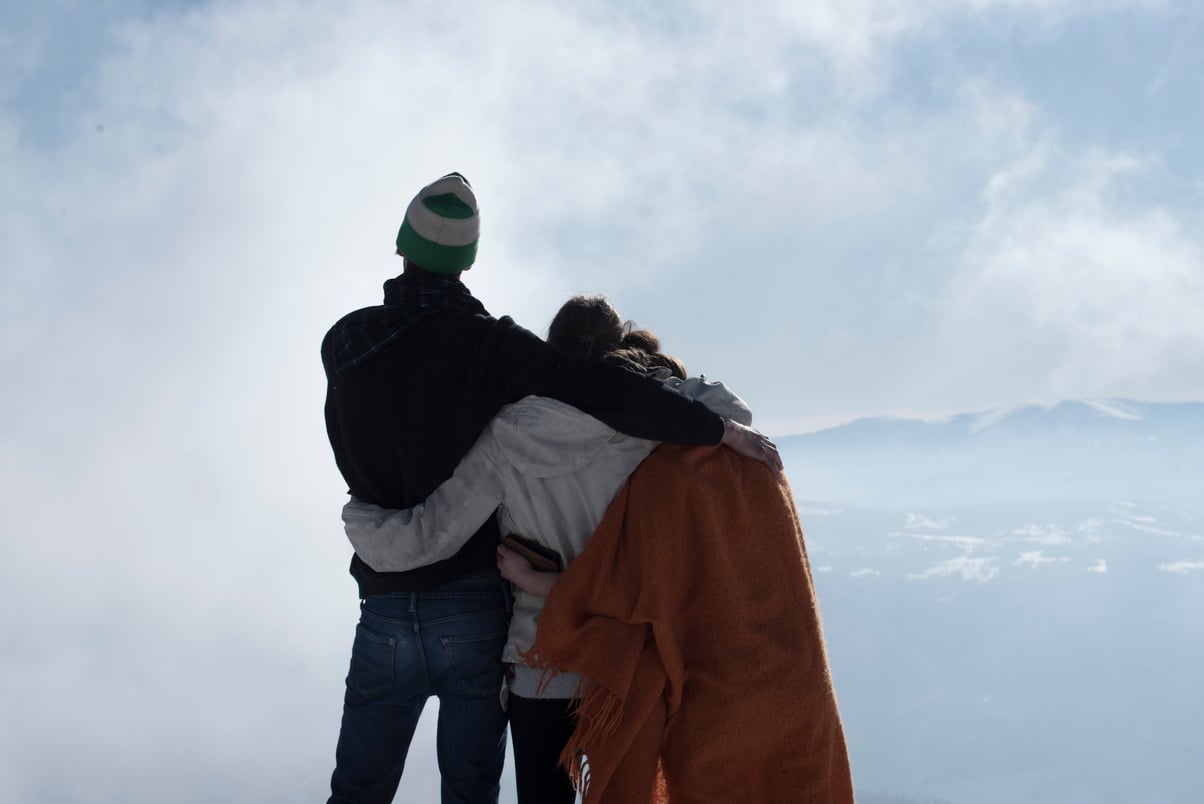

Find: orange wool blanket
<box><xmin>529</xmin><ymin>444</ymin><xmax>855</xmax><ymax>803</ymax></box>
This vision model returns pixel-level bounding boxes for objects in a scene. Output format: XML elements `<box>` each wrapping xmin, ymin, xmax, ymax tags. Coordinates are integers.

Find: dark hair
<box><xmin>547</xmin><ymin>295</ymin><xmax>686</xmax><ymax>380</ymax></box>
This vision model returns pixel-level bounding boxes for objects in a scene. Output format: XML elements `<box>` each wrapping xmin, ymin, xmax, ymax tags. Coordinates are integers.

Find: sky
<box><xmin>1</xmin><ymin>0</ymin><xmax>1202</xmax><ymax>801</ymax></box>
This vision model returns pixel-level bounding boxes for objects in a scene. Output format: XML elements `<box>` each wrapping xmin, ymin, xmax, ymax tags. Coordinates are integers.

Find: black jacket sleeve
<box><xmin>481</xmin><ymin>317</ymin><xmax>725</xmax><ymax>445</ymax></box>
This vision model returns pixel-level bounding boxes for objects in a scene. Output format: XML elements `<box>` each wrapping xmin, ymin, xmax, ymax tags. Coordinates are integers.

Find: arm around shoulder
<box><xmin>343</xmin><ymin>431</ymin><xmax>507</xmax><ymax>572</ymax></box>
<box><xmin>481</xmin><ymin>317</ymin><xmax>724</xmax><ymax>444</ymax></box>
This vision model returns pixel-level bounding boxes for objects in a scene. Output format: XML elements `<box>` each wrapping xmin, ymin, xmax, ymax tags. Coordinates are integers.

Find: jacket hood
<box><xmin>664</xmin><ymin>376</ymin><xmax>753</xmax><ymax>426</ymax></box>
<box><xmin>490</xmin><ymin>397</ymin><xmax>621</xmax><ymax>479</ymax></box>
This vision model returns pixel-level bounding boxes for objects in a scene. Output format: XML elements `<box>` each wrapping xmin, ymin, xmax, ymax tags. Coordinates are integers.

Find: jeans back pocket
<box><xmin>347</xmin><ymin>623</ymin><xmax>397</xmax><ymax>700</ymax></box>
<box><xmin>441</xmin><ymin>629</ymin><xmax>508</xmax><ymax>697</ymax></box>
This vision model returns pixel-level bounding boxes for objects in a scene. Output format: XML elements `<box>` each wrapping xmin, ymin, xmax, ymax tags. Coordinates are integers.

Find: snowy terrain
<box><xmin>783</xmin><ymin>400</ymin><xmax>1204</xmax><ymax>804</ymax></box>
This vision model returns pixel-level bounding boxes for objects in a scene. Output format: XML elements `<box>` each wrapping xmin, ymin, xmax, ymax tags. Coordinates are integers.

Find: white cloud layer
<box><xmin>1157</xmin><ymin>560</ymin><xmax>1204</xmax><ymax>574</ymax></box>
<box><xmin>925</xmin><ymin>146</ymin><xmax>1204</xmax><ymax>410</ymax></box>
<box><xmin>1015</xmin><ymin>550</ymin><xmax>1071</xmax><ymax>567</ymax></box>
<box><xmin>4</xmin><ymin>0</ymin><xmax>1200</xmax><ymax>430</ymax></box>
<box><xmin>909</xmin><ymin>556</ymin><xmax>1002</xmax><ymax>583</ymax></box>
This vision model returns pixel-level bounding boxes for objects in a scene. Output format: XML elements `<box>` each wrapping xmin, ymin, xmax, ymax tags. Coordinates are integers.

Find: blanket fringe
<box><xmin>522</xmin><ymin>649</ymin><xmax>624</xmax><ymax>797</ymax></box>
<box><xmin>559</xmin><ymin>676</ymin><xmax>623</xmax><ymax>796</ymax></box>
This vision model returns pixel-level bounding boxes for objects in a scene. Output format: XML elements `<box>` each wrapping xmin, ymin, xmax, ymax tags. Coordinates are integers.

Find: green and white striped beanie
<box><xmin>395</xmin><ymin>172</ymin><xmax>480</xmax><ymax>274</ymax></box>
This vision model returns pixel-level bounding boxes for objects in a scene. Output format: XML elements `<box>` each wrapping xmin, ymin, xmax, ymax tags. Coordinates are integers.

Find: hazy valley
<box><xmin>783</xmin><ymin>400</ymin><xmax>1204</xmax><ymax>804</ymax></box>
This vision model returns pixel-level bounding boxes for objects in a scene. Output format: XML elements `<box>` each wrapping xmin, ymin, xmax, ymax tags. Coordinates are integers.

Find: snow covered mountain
<box><xmin>779</xmin><ymin>399</ymin><xmax>1204</xmax><ymax>508</ymax></box>
<box><xmin>779</xmin><ymin>401</ymin><xmax>1204</xmax><ymax>804</ymax></box>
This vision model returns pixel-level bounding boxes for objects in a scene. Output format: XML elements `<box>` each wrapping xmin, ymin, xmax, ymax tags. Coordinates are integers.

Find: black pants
<box><xmin>508</xmin><ymin>695</ymin><xmax>579</xmax><ymax>804</ymax></box>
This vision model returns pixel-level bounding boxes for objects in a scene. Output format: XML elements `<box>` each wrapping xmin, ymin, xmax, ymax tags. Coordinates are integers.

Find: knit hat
<box><xmin>395</xmin><ymin>172</ymin><xmax>480</xmax><ymax>274</ymax></box>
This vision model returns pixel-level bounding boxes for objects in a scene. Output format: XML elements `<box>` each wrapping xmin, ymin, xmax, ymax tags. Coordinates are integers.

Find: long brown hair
<box><xmin>547</xmin><ymin>295</ymin><xmax>686</xmax><ymax>379</ymax></box>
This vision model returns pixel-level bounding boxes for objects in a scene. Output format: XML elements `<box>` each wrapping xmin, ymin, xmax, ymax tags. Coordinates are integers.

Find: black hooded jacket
<box><xmin>322</xmin><ymin>272</ymin><xmax>723</xmax><ymax>596</ymax></box>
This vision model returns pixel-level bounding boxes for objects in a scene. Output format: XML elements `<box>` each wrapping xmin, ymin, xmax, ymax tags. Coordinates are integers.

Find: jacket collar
<box><xmin>325</xmin><ymin>271</ymin><xmax>488</xmax><ymax>377</ymax></box>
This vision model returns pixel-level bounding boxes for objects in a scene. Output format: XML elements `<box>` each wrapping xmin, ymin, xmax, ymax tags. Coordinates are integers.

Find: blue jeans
<box><xmin>328</xmin><ymin>582</ymin><xmax>510</xmax><ymax>804</ymax></box>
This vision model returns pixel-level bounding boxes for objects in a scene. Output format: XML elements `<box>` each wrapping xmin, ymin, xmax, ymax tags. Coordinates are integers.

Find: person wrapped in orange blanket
<box><xmin>531</xmin><ymin>440</ymin><xmax>854</xmax><ymax>803</ymax></box>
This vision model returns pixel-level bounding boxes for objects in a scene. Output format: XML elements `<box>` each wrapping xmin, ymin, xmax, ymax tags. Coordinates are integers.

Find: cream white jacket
<box><xmin>342</xmin><ymin>376</ymin><xmax>752</xmax><ymax>669</ymax></box>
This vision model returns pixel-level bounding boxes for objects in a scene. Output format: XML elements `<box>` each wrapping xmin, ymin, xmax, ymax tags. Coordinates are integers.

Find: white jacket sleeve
<box><xmin>665</xmin><ymin>376</ymin><xmax>754</xmax><ymax>426</ymax></box>
<box><xmin>342</xmin><ymin>430</ymin><xmax>506</xmax><ymax>573</ymax></box>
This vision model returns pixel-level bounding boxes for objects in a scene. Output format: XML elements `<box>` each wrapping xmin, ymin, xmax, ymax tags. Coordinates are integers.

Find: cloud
<box><xmin>1014</xmin><ymin>523</ymin><xmax>1072</xmax><ymax>545</ymax></box>
<box><xmin>892</xmin><ymin>532</ymin><xmax>990</xmax><ymax>551</ymax></box>
<box><xmin>921</xmin><ymin>143</ymin><xmax>1204</xmax><ymax>409</ymax></box>
<box><xmin>906</xmin><ymin>513</ymin><xmax>954</xmax><ymax>530</ymax></box>
<box><xmin>1088</xmin><ymin>559</ymin><xmax>1108</xmax><ymax>573</ymax></box>
<box><xmin>1015</xmin><ymin>550</ymin><xmax>1070</xmax><ymax>567</ymax></box>
<box><xmin>5</xmin><ymin>0</ymin><xmax>1198</xmax><ymax>433</ymax></box>
<box><xmin>909</xmin><ymin>556</ymin><xmax>1001</xmax><ymax>582</ymax></box>
<box><xmin>1157</xmin><ymin>560</ymin><xmax>1204</xmax><ymax>574</ymax></box>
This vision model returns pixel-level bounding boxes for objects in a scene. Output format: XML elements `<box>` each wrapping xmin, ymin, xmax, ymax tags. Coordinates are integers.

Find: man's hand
<box><xmin>720</xmin><ymin>418</ymin><xmax>783</xmax><ymax>475</ymax></box>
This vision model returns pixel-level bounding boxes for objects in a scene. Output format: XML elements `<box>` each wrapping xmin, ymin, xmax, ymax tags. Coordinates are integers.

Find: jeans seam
<box><xmin>413</xmin><ymin>618</ymin><xmax>431</xmax><ymax>697</ymax></box>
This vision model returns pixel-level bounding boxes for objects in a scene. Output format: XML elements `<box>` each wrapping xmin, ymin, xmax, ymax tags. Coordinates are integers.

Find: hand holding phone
<box><xmin>500</xmin><ymin>533</ymin><xmax>562</xmax><ymax>573</ymax></box>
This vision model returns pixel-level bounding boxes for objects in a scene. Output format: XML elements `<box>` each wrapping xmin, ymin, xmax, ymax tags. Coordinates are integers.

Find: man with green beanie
<box><xmin>321</xmin><ymin>172</ymin><xmax>776</xmax><ymax>804</ymax></box>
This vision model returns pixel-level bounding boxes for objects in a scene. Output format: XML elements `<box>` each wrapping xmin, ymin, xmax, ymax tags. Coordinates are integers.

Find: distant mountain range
<box><xmin>778</xmin><ymin>399</ymin><xmax>1204</xmax><ymax>509</ymax></box>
